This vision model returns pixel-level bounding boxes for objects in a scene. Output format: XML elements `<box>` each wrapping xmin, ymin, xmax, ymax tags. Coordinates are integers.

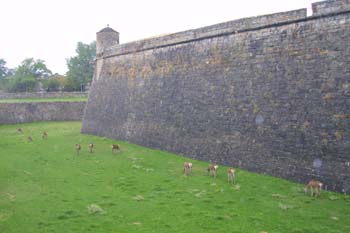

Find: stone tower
<box><xmin>96</xmin><ymin>25</ymin><xmax>119</xmax><ymax>57</ymax></box>
<box><xmin>95</xmin><ymin>26</ymin><xmax>119</xmax><ymax>80</ymax></box>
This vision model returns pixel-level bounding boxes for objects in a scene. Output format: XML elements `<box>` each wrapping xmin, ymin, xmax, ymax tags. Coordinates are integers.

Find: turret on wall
<box><xmin>96</xmin><ymin>25</ymin><xmax>119</xmax><ymax>57</ymax></box>
<box><xmin>95</xmin><ymin>26</ymin><xmax>119</xmax><ymax>80</ymax></box>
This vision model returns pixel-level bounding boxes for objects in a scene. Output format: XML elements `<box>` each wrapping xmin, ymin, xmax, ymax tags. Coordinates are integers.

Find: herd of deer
<box><xmin>17</xmin><ymin>127</ymin><xmax>48</xmax><ymax>142</ymax></box>
<box><xmin>184</xmin><ymin>161</ymin><xmax>323</xmax><ymax>197</ymax></box>
<box><xmin>17</xmin><ymin>127</ymin><xmax>324</xmax><ymax>197</ymax></box>
<box><xmin>74</xmin><ymin>143</ymin><xmax>120</xmax><ymax>154</ymax></box>
<box><xmin>183</xmin><ymin>162</ymin><xmax>236</xmax><ymax>184</ymax></box>
<box><xmin>18</xmin><ymin>127</ymin><xmax>121</xmax><ymax>154</ymax></box>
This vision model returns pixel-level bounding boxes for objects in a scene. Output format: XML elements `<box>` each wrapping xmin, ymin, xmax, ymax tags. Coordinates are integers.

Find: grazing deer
<box><xmin>183</xmin><ymin>162</ymin><xmax>193</xmax><ymax>175</ymax></box>
<box><xmin>88</xmin><ymin>143</ymin><xmax>94</xmax><ymax>153</ymax></box>
<box><xmin>227</xmin><ymin>168</ymin><xmax>235</xmax><ymax>184</ymax></box>
<box><xmin>75</xmin><ymin>144</ymin><xmax>81</xmax><ymax>154</ymax></box>
<box><xmin>17</xmin><ymin>128</ymin><xmax>23</xmax><ymax>133</ymax></box>
<box><xmin>42</xmin><ymin>132</ymin><xmax>48</xmax><ymax>139</ymax></box>
<box><xmin>304</xmin><ymin>179</ymin><xmax>323</xmax><ymax>197</ymax></box>
<box><xmin>27</xmin><ymin>136</ymin><xmax>33</xmax><ymax>142</ymax></box>
<box><xmin>207</xmin><ymin>164</ymin><xmax>219</xmax><ymax>178</ymax></box>
<box><xmin>111</xmin><ymin>144</ymin><xmax>120</xmax><ymax>153</ymax></box>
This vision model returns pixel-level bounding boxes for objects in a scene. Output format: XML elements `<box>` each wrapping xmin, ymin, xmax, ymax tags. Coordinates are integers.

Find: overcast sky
<box><xmin>0</xmin><ymin>0</ymin><xmax>315</xmax><ymax>74</ymax></box>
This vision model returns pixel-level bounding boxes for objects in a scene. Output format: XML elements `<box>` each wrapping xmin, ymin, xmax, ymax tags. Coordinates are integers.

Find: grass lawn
<box><xmin>0</xmin><ymin>122</ymin><xmax>349</xmax><ymax>233</ymax></box>
<box><xmin>0</xmin><ymin>97</ymin><xmax>87</xmax><ymax>103</ymax></box>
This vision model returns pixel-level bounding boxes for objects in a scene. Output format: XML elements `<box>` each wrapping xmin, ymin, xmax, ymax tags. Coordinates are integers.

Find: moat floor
<box><xmin>0</xmin><ymin>122</ymin><xmax>349</xmax><ymax>233</ymax></box>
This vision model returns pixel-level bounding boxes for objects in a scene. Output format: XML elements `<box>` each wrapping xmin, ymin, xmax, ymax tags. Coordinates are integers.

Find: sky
<box><xmin>0</xmin><ymin>0</ymin><xmax>315</xmax><ymax>74</ymax></box>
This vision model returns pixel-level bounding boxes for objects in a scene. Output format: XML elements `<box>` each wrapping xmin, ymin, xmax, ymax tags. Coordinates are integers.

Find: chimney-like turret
<box><xmin>94</xmin><ymin>25</ymin><xmax>119</xmax><ymax>81</ymax></box>
<box><xmin>96</xmin><ymin>25</ymin><xmax>119</xmax><ymax>58</ymax></box>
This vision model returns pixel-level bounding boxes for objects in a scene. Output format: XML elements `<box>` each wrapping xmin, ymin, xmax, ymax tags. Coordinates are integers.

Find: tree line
<box><xmin>0</xmin><ymin>41</ymin><xmax>96</xmax><ymax>92</ymax></box>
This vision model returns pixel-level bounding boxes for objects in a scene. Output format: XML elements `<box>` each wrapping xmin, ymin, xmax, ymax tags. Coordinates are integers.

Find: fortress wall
<box><xmin>0</xmin><ymin>102</ymin><xmax>85</xmax><ymax>124</ymax></box>
<box><xmin>82</xmin><ymin>2</ymin><xmax>350</xmax><ymax>192</ymax></box>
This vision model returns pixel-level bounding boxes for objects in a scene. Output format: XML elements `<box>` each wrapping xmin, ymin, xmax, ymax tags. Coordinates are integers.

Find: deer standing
<box><xmin>42</xmin><ymin>132</ymin><xmax>48</xmax><ymax>139</ymax></box>
<box><xmin>75</xmin><ymin>144</ymin><xmax>81</xmax><ymax>155</ymax></box>
<box><xmin>183</xmin><ymin>162</ymin><xmax>193</xmax><ymax>175</ymax></box>
<box><xmin>88</xmin><ymin>143</ymin><xmax>94</xmax><ymax>153</ymax></box>
<box><xmin>207</xmin><ymin>164</ymin><xmax>219</xmax><ymax>178</ymax></box>
<box><xmin>227</xmin><ymin>168</ymin><xmax>235</xmax><ymax>184</ymax></box>
<box><xmin>304</xmin><ymin>179</ymin><xmax>323</xmax><ymax>197</ymax></box>
<box><xmin>111</xmin><ymin>144</ymin><xmax>120</xmax><ymax>153</ymax></box>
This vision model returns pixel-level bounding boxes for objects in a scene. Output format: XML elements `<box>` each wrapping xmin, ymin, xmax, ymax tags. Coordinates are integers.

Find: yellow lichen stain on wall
<box><xmin>285</xmin><ymin>45</ymin><xmax>301</xmax><ymax>56</ymax></box>
<box><xmin>320</xmin><ymin>132</ymin><xmax>329</xmax><ymax>145</ymax></box>
<box><xmin>208</xmin><ymin>47</ymin><xmax>224</xmax><ymax>66</ymax></box>
<box><xmin>252</xmin><ymin>103</ymin><xmax>260</xmax><ymax>114</ymax></box>
<box><xmin>302</xmin><ymin>121</ymin><xmax>311</xmax><ymax>129</ymax></box>
<box><xmin>140</xmin><ymin>65</ymin><xmax>153</xmax><ymax>79</ymax></box>
<box><xmin>335</xmin><ymin>131</ymin><xmax>343</xmax><ymax>141</ymax></box>
<box><xmin>314</xmin><ymin>48</ymin><xmax>329</xmax><ymax>56</ymax></box>
<box><xmin>334</xmin><ymin>114</ymin><xmax>350</xmax><ymax>119</ymax></box>
<box><xmin>323</xmin><ymin>93</ymin><xmax>333</xmax><ymax>103</ymax></box>
<box><xmin>288</xmin><ymin>50</ymin><xmax>300</xmax><ymax>56</ymax></box>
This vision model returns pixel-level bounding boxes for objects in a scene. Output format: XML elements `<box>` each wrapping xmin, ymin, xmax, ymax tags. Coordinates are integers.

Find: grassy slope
<box><xmin>0</xmin><ymin>122</ymin><xmax>349</xmax><ymax>233</ymax></box>
<box><xmin>0</xmin><ymin>97</ymin><xmax>87</xmax><ymax>103</ymax></box>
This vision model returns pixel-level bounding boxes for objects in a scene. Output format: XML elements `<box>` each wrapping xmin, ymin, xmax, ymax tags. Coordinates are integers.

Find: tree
<box><xmin>15</xmin><ymin>58</ymin><xmax>52</xmax><ymax>80</ymax></box>
<box><xmin>66</xmin><ymin>41</ymin><xmax>96</xmax><ymax>91</ymax></box>
<box><xmin>6</xmin><ymin>76</ymin><xmax>37</xmax><ymax>92</ymax></box>
<box><xmin>0</xmin><ymin>58</ymin><xmax>9</xmax><ymax>81</ymax></box>
<box><xmin>42</xmin><ymin>78</ymin><xmax>60</xmax><ymax>91</ymax></box>
<box><xmin>42</xmin><ymin>74</ymin><xmax>66</xmax><ymax>92</ymax></box>
<box><xmin>5</xmin><ymin>58</ymin><xmax>52</xmax><ymax>92</ymax></box>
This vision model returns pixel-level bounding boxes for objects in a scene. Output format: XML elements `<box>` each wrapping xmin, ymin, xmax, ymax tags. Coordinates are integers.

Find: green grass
<box><xmin>0</xmin><ymin>97</ymin><xmax>87</xmax><ymax>103</ymax></box>
<box><xmin>0</xmin><ymin>122</ymin><xmax>349</xmax><ymax>233</ymax></box>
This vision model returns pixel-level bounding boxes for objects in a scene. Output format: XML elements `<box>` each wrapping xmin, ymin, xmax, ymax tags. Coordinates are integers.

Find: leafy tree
<box><xmin>66</xmin><ymin>41</ymin><xmax>96</xmax><ymax>91</ymax></box>
<box><xmin>0</xmin><ymin>59</ymin><xmax>10</xmax><ymax>89</ymax></box>
<box><xmin>6</xmin><ymin>76</ymin><xmax>37</xmax><ymax>92</ymax></box>
<box><xmin>0</xmin><ymin>58</ymin><xmax>9</xmax><ymax>81</ymax></box>
<box><xmin>42</xmin><ymin>78</ymin><xmax>60</xmax><ymax>92</ymax></box>
<box><xmin>4</xmin><ymin>58</ymin><xmax>52</xmax><ymax>92</ymax></box>
<box><xmin>15</xmin><ymin>58</ymin><xmax>52</xmax><ymax>80</ymax></box>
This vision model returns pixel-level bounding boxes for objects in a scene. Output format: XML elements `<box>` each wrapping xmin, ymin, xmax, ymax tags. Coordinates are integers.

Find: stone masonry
<box><xmin>0</xmin><ymin>102</ymin><xmax>85</xmax><ymax>124</ymax></box>
<box><xmin>82</xmin><ymin>0</ymin><xmax>350</xmax><ymax>192</ymax></box>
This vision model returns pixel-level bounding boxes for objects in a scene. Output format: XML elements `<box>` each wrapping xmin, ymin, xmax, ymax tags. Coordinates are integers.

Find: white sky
<box><xmin>0</xmin><ymin>0</ymin><xmax>315</xmax><ymax>74</ymax></box>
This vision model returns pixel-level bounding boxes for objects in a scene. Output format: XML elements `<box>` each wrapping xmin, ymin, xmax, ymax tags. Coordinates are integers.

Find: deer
<box><xmin>227</xmin><ymin>168</ymin><xmax>235</xmax><ymax>184</ymax></box>
<box><xmin>27</xmin><ymin>136</ymin><xmax>33</xmax><ymax>142</ymax></box>
<box><xmin>183</xmin><ymin>162</ymin><xmax>193</xmax><ymax>175</ymax></box>
<box><xmin>304</xmin><ymin>179</ymin><xmax>323</xmax><ymax>197</ymax></box>
<box><xmin>111</xmin><ymin>144</ymin><xmax>120</xmax><ymax>153</ymax></box>
<box><xmin>88</xmin><ymin>143</ymin><xmax>94</xmax><ymax>153</ymax></box>
<box><xmin>75</xmin><ymin>144</ymin><xmax>81</xmax><ymax>155</ymax></box>
<box><xmin>207</xmin><ymin>163</ymin><xmax>219</xmax><ymax>178</ymax></box>
<box><xmin>42</xmin><ymin>132</ymin><xmax>48</xmax><ymax>139</ymax></box>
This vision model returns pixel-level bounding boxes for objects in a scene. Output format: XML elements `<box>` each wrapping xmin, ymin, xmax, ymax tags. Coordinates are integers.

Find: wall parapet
<box><xmin>101</xmin><ymin>1</ymin><xmax>350</xmax><ymax>59</ymax></box>
<box><xmin>312</xmin><ymin>0</ymin><xmax>350</xmax><ymax>15</ymax></box>
<box><xmin>103</xmin><ymin>9</ymin><xmax>307</xmax><ymax>58</ymax></box>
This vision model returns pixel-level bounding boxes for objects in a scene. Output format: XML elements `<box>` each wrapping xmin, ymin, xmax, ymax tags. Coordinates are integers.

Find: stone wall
<box><xmin>312</xmin><ymin>0</ymin><xmax>350</xmax><ymax>15</ymax></box>
<box><xmin>0</xmin><ymin>91</ymin><xmax>88</xmax><ymax>99</ymax></box>
<box><xmin>82</xmin><ymin>0</ymin><xmax>350</xmax><ymax>193</ymax></box>
<box><xmin>0</xmin><ymin>102</ymin><xmax>86</xmax><ymax>124</ymax></box>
